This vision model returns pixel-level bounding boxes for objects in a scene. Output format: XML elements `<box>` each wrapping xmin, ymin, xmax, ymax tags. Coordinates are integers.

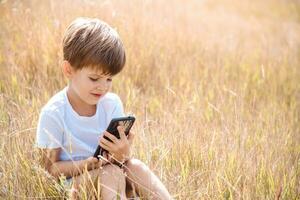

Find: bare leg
<box><xmin>99</xmin><ymin>164</ymin><xmax>127</xmax><ymax>200</ymax></box>
<box><xmin>69</xmin><ymin>164</ymin><xmax>127</xmax><ymax>200</ymax></box>
<box><xmin>123</xmin><ymin>159</ymin><xmax>173</xmax><ymax>200</ymax></box>
<box><xmin>69</xmin><ymin>168</ymin><xmax>99</xmax><ymax>200</ymax></box>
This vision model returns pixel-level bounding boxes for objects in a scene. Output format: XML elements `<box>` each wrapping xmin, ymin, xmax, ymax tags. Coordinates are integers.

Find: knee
<box><xmin>101</xmin><ymin>164</ymin><xmax>126</xmax><ymax>181</ymax></box>
<box><xmin>125</xmin><ymin>158</ymin><xmax>149</xmax><ymax>173</ymax></box>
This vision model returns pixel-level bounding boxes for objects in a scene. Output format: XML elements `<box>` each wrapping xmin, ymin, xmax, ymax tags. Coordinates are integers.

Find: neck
<box><xmin>66</xmin><ymin>87</ymin><xmax>96</xmax><ymax>117</ymax></box>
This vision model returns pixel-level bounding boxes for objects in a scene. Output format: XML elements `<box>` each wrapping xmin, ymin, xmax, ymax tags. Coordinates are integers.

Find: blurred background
<box><xmin>0</xmin><ymin>0</ymin><xmax>299</xmax><ymax>199</ymax></box>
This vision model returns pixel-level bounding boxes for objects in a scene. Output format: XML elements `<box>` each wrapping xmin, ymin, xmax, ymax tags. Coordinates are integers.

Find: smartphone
<box><xmin>93</xmin><ymin>116</ymin><xmax>135</xmax><ymax>159</ymax></box>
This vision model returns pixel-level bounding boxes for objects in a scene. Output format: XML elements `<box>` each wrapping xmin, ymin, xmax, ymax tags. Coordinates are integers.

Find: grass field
<box><xmin>0</xmin><ymin>0</ymin><xmax>299</xmax><ymax>199</ymax></box>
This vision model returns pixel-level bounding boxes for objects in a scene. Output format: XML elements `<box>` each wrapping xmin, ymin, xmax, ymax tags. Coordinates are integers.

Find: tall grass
<box><xmin>0</xmin><ymin>0</ymin><xmax>299</xmax><ymax>199</ymax></box>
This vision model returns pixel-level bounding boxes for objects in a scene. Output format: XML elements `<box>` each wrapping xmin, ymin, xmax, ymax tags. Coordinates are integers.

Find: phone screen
<box><xmin>106</xmin><ymin>117</ymin><xmax>135</xmax><ymax>140</ymax></box>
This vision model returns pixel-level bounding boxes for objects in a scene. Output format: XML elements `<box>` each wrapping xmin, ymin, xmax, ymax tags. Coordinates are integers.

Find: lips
<box><xmin>91</xmin><ymin>93</ymin><xmax>102</xmax><ymax>98</ymax></box>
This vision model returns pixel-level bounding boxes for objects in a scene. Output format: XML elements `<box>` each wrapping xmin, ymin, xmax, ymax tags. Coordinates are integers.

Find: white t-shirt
<box><xmin>35</xmin><ymin>86</ymin><xmax>125</xmax><ymax>161</ymax></box>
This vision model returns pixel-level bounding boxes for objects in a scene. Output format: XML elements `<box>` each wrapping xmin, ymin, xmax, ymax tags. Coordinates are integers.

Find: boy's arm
<box><xmin>40</xmin><ymin>148</ymin><xmax>100</xmax><ymax>179</ymax></box>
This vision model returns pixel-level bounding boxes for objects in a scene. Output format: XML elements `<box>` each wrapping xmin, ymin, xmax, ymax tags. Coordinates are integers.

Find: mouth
<box><xmin>91</xmin><ymin>93</ymin><xmax>102</xmax><ymax>98</ymax></box>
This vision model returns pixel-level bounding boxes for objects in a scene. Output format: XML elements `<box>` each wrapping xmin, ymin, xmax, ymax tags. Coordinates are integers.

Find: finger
<box><xmin>103</xmin><ymin>131</ymin><xmax>118</xmax><ymax>143</ymax></box>
<box><xmin>98</xmin><ymin>134</ymin><xmax>106</xmax><ymax>145</ymax></box>
<box><xmin>100</xmin><ymin>141</ymin><xmax>113</xmax><ymax>152</ymax></box>
<box><xmin>100</xmin><ymin>140</ymin><xmax>119</xmax><ymax>155</ymax></box>
<box><xmin>98</xmin><ymin>155</ymin><xmax>108</xmax><ymax>164</ymax></box>
<box><xmin>98</xmin><ymin>157</ymin><xmax>109</xmax><ymax>167</ymax></box>
<box><xmin>88</xmin><ymin>157</ymin><xmax>100</xmax><ymax>169</ymax></box>
<box><xmin>100</xmin><ymin>159</ymin><xmax>107</xmax><ymax>166</ymax></box>
<box><xmin>128</xmin><ymin>131</ymin><xmax>135</xmax><ymax>144</ymax></box>
<box><xmin>87</xmin><ymin>157</ymin><xmax>99</xmax><ymax>164</ymax></box>
<box><xmin>103</xmin><ymin>151</ymin><xmax>111</xmax><ymax>162</ymax></box>
<box><xmin>117</xmin><ymin>125</ymin><xmax>126</xmax><ymax>140</ymax></box>
<box><xmin>91</xmin><ymin>157</ymin><xmax>99</xmax><ymax>163</ymax></box>
<box><xmin>103</xmin><ymin>151</ymin><xmax>108</xmax><ymax>159</ymax></box>
<box><xmin>97</xmin><ymin>158</ymin><xmax>103</xmax><ymax>166</ymax></box>
<box><xmin>99</xmin><ymin>151</ymin><xmax>108</xmax><ymax>159</ymax></box>
<box><xmin>100</xmin><ymin>136</ymin><xmax>115</xmax><ymax>148</ymax></box>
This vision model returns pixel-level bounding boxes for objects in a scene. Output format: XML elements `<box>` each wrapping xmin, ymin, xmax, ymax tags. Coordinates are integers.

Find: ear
<box><xmin>62</xmin><ymin>60</ymin><xmax>74</xmax><ymax>78</ymax></box>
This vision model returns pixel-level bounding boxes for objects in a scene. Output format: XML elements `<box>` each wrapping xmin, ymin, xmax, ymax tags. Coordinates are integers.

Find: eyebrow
<box><xmin>88</xmin><ymin>74</ymin><xmax>112</xmax><ymax>77</ymax></box>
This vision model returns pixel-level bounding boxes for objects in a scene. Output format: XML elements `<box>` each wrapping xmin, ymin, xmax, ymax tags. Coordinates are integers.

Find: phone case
<box><xmin>93</xmin><ymin>116</ymin><xmax>135</xmax><ymax>159</ymax></box>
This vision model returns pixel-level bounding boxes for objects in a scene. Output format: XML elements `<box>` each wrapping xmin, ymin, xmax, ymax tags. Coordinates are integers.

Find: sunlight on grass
<box><xmin>0</xmin><ymin>0</ymin><xmax>299</xmax><ymax>199</ymax></box>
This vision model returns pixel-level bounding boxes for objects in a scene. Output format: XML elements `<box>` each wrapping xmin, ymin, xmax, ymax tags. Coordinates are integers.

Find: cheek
<box><xmin>107</xmin><ymin>82</ymin><xmax>112</xmax><ymax>90</ymax></box>
<box><xmin>77</xmin><ymin>78</ymin><xmax>93</xmax><ymax>92</ymax></box>
<box><xmin>82</xmin><ymin>77</ymin><xmax>95</xmax><ymax>88</ymax></box>
<box><xmin>100</xmin><ymin>81</ymin><xmax>112</xmax><ymax>90</ymax></box>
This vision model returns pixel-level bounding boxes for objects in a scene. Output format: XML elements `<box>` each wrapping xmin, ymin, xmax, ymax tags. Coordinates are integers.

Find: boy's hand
<box><xmin>85</xmin><ymin>157</ymin><xmax>101</xmax><ymax>169</ymax></box>
<box><xmin>99</xmin><ymin>125</ymin><xmax>135</xmax><ymax>163</ymax></box>
<box><xmin>85</xmin><ymin>151</ymin><xmax>110</xmax><ymax>169</ymax></box>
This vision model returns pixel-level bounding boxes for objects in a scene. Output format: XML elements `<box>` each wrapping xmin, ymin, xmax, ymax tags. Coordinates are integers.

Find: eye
<box><xmin>89</xmin><ymin>77</ymin><xmax>98</xmax><ymax>82</ymax></box>
<box><xmin>107</xmin><ymin>78</ymin><xmax>112</xmax><ymax>82</ymax></box>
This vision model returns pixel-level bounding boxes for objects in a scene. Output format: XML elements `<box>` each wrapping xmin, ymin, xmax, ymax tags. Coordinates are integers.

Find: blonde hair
<box><xmin>62</xmin><ymin>17</ymin><xmax>126</xmax><ymax>75</ymax></box>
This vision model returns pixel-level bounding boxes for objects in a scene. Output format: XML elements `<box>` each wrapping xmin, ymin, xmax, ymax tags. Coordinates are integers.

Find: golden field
<box><xmin>0</xmin><ymin>0</ymin><xmax>299</xmax><ymax>199</ymax></box>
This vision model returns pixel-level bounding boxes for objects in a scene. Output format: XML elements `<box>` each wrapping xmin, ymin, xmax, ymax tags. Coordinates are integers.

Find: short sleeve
<box><xmin>35</xmin><ymin>111</ymin><xmax>64</xmax><ymax>149</ymax></box>
<box><xmin>111</xmin><ymin>95</ymin><xmax>125</xmax><ymax>118</ymax></box>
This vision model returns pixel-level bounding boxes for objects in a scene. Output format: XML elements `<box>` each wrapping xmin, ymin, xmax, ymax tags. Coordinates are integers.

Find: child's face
<box><xmin>68</xmin><ymin>67</ymin><xmax>113</xmax><ymax>105</ymax></box>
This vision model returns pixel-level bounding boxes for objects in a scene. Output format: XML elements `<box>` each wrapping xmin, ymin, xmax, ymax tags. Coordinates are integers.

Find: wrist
<box><xmin>114</xmin><ymin>152</ymin><xmax>131</xmax><ymax>164</ymax></box>
<box><xmin>123</xmin><ymin>152</ymin><xmax>131</xmax><ymax>162</ymax></box>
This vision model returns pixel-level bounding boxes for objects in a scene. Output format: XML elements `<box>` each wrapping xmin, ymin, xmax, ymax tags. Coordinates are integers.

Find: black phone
<box><xmin>93</xmin><ymin>116</ymin><xmax>135</xmax><ymax>159</ymax></box>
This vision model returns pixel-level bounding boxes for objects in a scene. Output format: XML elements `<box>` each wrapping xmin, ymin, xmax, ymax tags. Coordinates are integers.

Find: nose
<box><xmin>96</xmin><ymin>79</ymin><xmax>109</xmax><ymax>90</ymax></box>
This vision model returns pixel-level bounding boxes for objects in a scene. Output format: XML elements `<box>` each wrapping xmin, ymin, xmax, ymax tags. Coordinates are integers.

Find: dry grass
<box><xmin>0</xmin><ymin>0</ymin><xmax>299</xmax><ymax>199</ymax></box>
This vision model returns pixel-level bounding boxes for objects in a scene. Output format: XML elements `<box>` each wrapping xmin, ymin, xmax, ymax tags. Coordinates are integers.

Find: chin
<box><xmin>90</xmin><ymin>101</ymin><xmax>99</xmax><ymax>105</ymax></box>
<box><xmin>84</xmin><ymin>99</ymin><xmax>97</xmax><ymax>105</ymax></box>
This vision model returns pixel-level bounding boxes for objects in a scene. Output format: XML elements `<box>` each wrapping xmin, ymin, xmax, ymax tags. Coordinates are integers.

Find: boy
<box><xmin>35</xmin><ymin>17</ymin><xmax>172</xmax><ymax>200</ymax></box>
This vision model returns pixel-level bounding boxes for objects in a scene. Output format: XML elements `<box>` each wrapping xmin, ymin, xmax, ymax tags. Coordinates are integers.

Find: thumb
<box><xmin>118</xmin><ymin>126</ymin><xmax>126</xmax><ymax>140</ymax></box>
<box><xmin>90</xmin><ymin>157</ymin><xmax>99</xmax><ymax>163</ymax></box>
<box><xmin>86</xmin><ymin>157</ymin><xmax>99</xmax><ymax>166</ymax></box>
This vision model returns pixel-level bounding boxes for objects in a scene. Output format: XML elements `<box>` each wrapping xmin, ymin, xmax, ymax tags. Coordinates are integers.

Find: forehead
<box><xmin>81</xmin><ymin>67</ymin><xmax>111</xmax><ymax>76</ymax></box>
